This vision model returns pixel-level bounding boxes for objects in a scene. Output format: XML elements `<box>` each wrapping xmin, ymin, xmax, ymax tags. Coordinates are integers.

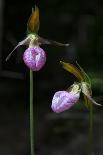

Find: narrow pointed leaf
<box><xmin>27</xmin><ymin>5</ymin><xmax>39</xmax><ymax>33</ymax></box>
<box><xmin>60</xmin><ymin>61</ymin><xmax>84</xmax><ymax>81</ymax></box>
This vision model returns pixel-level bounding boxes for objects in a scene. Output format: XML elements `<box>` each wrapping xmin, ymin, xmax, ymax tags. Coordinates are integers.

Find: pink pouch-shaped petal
<box><xmin>51</xmin><ymin>91</ymin><xmax>80</xmax><ymax>113</ymax></box>
<box><xmin>23</xmin><ymin>47</ymin><xmax>46</xmax><ymax>71</ymax></box>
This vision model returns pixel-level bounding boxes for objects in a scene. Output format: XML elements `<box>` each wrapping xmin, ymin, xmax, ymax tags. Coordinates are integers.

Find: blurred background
<box><xmin>0</xmin><ymin>0</ymin><xmax>103</xmax><ymax>155</ymax></box>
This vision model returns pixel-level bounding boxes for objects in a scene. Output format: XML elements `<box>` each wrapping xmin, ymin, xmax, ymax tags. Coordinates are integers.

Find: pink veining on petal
<box><xmin>51</xmin><ymin>91</ymin><xmax>80</xmax><ymax>113</ymax></box>
<box><xmin>23</xmin><ymin>47</ymin><xmax>46</xmax><ymax>71</ymax></box>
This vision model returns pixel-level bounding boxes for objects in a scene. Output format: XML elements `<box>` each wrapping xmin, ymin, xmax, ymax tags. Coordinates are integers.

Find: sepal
<box><xmin>27</xmin><ymin>6</ymin><xmax>39</xmax><ymax>33</ymax></box>
<box><xmin>60</xmin><ymin>61</ymin><xmax>84</xmax><ymax>81</ymax></box>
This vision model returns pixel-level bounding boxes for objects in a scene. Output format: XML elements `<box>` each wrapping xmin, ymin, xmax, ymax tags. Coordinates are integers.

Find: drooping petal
<box><xmin>51</xmin><ymin>91</ymin><xmax>80</xmax><ymax>113</ymax></box>
<box><xmin>6</xmin><ymin>36</ymin><xmax>30</xmax><ymax>61</ymax></box>
<box><xmin>82</xmin><ymin>90</ymin><xmax>102</xmax><ymax>106</ymax></box>
<box><xmin>81</xmin><ymin>82</ymin><xmax>102</xmax><ymax>107</ymax></box>
<box><xmin>38</xmin><ymin>36</ymin><xmax>69</xmax><ymax>46</ymax></box>
<box><xmin>23</xmin><ymin>47</ymin><xmax>46</xmax><ymax>71</ymax></box>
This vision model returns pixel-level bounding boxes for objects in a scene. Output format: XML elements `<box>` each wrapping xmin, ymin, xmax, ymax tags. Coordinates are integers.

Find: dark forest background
<box><xmin>0</xmin><ymin>0</ymin><xmax>103</xmax><ymax>155</ymax></box>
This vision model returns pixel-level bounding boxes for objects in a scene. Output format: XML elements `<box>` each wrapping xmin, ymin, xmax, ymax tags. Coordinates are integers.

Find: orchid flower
<box><xmin>51</xmin><ymin>61</ymin><xmax>102</xmax><ymax>113</ymax></box>
<box><xmin>6</xmin><ymin>6</ymin><xmax>69</xmax><ymax>71</ymax></box>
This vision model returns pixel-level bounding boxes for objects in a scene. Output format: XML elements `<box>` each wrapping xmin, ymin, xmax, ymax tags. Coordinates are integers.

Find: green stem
<box><xmin>30</xmin><ymin>70</ymin><xmax>35</xmax><ymax>155</ymax></box>
<box><xmin>89</xmin><ymin>103</ymin><xmax>93</xmax><ymax>155</ymax></box>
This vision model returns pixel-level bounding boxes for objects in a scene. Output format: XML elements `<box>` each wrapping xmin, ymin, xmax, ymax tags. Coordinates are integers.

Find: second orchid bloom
<box><xmin>51</xmin><ymin>61</ymin><xmax>101</xmax><ymax>113</ymax></box>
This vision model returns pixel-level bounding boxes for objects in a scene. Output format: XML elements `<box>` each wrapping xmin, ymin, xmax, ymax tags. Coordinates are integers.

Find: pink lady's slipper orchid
<box><xmin>51</xmin><ymin>61</ymin><xmax>102</xmax><ymax>113</ymax></box>
<box><xmin>6</xmin><ymin>6</ymin><xmax>69</xmax><ymax>71</ymax></box>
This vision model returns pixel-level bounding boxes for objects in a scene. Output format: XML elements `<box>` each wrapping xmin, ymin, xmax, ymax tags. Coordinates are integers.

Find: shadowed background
<box><xmin>0</xmin><ymin>0</ymin><xmax>103</xmax><ymax>155</ymax></box>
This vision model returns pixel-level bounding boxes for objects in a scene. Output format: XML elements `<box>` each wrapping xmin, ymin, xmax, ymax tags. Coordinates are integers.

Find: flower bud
<box><xmin>23</xmin><ymin>47</ymin><xmax>46</xmax><ymax>71</ymax></box>
<box><xmin>51</xmin><ymin>90</ymin><xmax>80</xmax><ymax>113</ymax></box>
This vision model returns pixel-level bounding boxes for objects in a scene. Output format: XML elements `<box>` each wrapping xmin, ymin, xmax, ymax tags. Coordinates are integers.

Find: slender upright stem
<box><xmin>89</xmin><ymin>103</ymin><xmax>93</xmax><ymax>155</ymax></box>
<box><xmin>30</xmin><ymin>70</ymin><xmax>35</xmax><ymax>155</ymax></box>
